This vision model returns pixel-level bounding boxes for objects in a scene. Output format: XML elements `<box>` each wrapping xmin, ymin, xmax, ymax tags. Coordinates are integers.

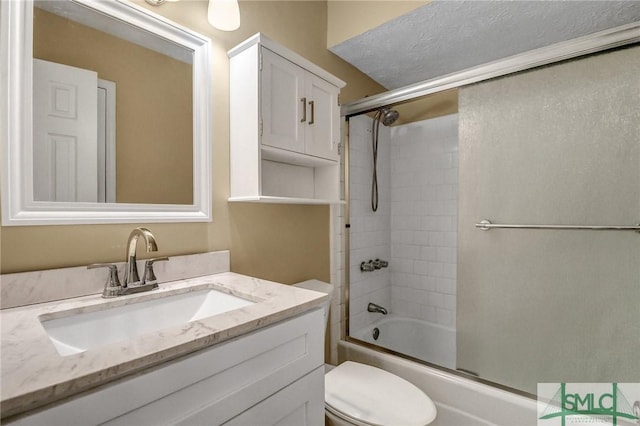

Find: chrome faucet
<box><xmin>367</xmin><ymin>302</ymin><xmax>388</xmax><ymax>315</ymax></box>
<box><xmin>124</xmin><ymin>227</ymin><xmax>158</xmax><ymax>288</ymax></box>
<box><xmin>88</xmin><ymin>227</ymin><xmax>167</xmax><ymax>298</ymax></box>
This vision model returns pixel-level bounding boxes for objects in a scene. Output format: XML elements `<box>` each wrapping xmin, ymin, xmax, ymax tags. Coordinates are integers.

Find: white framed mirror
<box><xmin>1</xmin><ymin>0</ymin><xmax>212</xmax><ymax>226</ymax></box>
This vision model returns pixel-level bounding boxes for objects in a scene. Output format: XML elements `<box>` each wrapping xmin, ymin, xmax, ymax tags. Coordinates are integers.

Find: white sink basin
<box><xmin>40</xmin><ymin>288</ymin><xmax>255</xmax><ymax>356</ymax></box>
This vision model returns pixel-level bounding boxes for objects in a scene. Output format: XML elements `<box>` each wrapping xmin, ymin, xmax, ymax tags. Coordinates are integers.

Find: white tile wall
<box><xmin>390</xmin><ymin>114</ymin><xmax>459</xmax><ymax>327</ymax></box>
<box><xmin>348</xmin><ymin>115</ymin><xmax>391</xmax><ymax>334</ymax></box>
<box><xmin>346</xmin><ymin>113</ymin><xmax>458</xmax><ymax>339</ymax></box>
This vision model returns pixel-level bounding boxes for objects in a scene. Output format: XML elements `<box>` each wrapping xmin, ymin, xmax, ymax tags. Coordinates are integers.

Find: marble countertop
<box><xmin>0</xmin><ymin>272</ymin><xmax>326</xmax><ymax>419</ymax></box>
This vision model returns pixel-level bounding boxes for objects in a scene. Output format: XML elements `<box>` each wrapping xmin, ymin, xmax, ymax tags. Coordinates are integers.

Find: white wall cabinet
<box><xmin>261</xmin><ymin>48</ymin><xmax>340</xmax><ymax>162</ymax></box>
<box><xmin>9</xmin><ymin>309</ymin><xmax>325</xmax><ymax>426</ymax></box>
<box><xmin>228</xmin><ymin>33</ymin><xmax>345</xmax><ymax>204</ymax></box>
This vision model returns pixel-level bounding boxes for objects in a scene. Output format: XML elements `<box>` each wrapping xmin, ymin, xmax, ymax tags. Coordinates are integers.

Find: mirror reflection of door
<box><xmin>33</xmin><ymin>59</ymin><xmax>115</xmax><ymax>202</ymax></box>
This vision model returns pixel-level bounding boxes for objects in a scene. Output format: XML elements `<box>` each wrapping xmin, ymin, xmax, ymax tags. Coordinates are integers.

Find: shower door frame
<box><xmin>341</xmin><ymin>22</ymin><xmax>639</xmax><ymax>117</ymax></box>
<box><xmin>339</xmin><ymin>22</ymin><xmax>640</xmax><ymax>397</ymax></box>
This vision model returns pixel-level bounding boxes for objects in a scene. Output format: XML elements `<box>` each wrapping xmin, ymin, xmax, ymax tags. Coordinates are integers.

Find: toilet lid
<box><xmin>325</xmin><ymin>361</ymin><xmax>437</xmax><ymax>426</ymax></box>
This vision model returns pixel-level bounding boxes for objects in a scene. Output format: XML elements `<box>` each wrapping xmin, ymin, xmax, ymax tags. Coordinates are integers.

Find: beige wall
<box><xmin>0</xmin><ymin>1</ymin><xmax>386</xmax><ymax>283</ymax></box>
<box><xmin>34</xmin><ymin>8</ymin><xmax>194</xmax><ymax>205</ymax></box>
<box><xmin>457</xmin><ymin>46</ymin><xmax>640</xmax><ymax>393</ymax></box>
<box><xmin>327</xmin><ymin>1</ymin><xmax>429</xmax><ymax>48</ymax></box>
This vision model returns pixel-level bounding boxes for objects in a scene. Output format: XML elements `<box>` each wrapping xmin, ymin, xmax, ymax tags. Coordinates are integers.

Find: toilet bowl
<box><xmin>293</xmin><ymin>280</ymin><xmax>437</xmax><ymax>426</ymax></box>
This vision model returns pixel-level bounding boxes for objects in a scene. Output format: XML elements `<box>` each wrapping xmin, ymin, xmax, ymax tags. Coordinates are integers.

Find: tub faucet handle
<box><xmin>360</xmin><ymin>260</ymin><xmax>375</xmax><ymax>272</ymax></box>
<box><xmin>373</xmin><ymin>259</ymin><xmax>389</xmax><ymax>269</ymax></box>
<box><xmin>88</xmin><ymin>263</ymin><xmax>122</xmax><ymax>298</ymax></box>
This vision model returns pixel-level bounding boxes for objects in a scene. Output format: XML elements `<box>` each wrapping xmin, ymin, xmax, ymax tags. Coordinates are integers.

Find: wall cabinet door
<box><xmin>261</xmin><ymin>48</ymin><xmax>306</xmax><ymax>153</ymax></box>
<box><xmin>261</xmin><ymin>47</ymin><xmax>339</xmax><ymax>162</ymax></box>
<box><xmin>304</xmin><ymin>74</ymin><xmax>339</xmax><ymax>161</ymax></box>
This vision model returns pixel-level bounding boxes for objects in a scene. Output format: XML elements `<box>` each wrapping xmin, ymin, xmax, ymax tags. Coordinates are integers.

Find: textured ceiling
<box><xmin>330</xmin><ymin>1</ymin><xmax>640</xmax><ymax>90</ymax></box>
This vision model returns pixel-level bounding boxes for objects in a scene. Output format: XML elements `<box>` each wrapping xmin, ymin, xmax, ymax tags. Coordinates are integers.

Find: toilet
<box><xmin>293</xmin><ymin>280</ymin><xmax>437</xmax><ymax>426</ymax></box>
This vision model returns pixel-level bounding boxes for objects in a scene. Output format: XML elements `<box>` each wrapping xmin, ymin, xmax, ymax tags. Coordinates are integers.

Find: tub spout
<box><xmin>368</xmin><ymin>302</ymin><xmax>388</xmax><ymax>315</ymax></box>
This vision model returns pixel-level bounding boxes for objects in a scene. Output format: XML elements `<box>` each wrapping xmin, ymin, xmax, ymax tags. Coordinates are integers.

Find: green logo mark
<box><xmin>539</xmin><ymin>383</ymin><xmax>639</xmax><ymax>426</ymax></box>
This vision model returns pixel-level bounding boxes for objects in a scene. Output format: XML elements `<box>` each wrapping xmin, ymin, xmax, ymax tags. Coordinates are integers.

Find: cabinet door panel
<box><xmin>304</xmin><ymin>75</ymin><xmax>339</xmax><ymax>161</ymax></box>
<box><xmin>105</xmin><ymin>309</ymin><xmax>323</xmax><ymax>426</ymax></box>
<box><xmin>261</xmin><ymin>48</ymin><xmax>305</xmax><ymax>153</ymax></box>
<box><xmin>223</xmin><ymin>367</ymin><xmax>324</xmax><ymax>426</ymax></box>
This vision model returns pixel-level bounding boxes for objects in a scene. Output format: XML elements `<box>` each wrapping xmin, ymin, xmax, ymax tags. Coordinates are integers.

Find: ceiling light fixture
<box><xmin>207</xmin><ymin>0</ymin><xmax>240</xmax><ymax>31</ymax></box>
<box><xmin>144</xmin><ymin>0</ymin><xmax>240</xmax><ymax>32</ymax></box>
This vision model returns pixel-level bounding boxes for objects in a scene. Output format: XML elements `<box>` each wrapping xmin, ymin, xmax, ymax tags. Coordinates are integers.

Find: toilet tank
<box><xmin>292</xmin><ymin>280</ymin><xmax>333</xmax><ymax>328</ymax></box>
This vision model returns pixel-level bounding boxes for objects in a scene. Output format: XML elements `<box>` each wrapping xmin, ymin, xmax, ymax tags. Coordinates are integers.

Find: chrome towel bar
<box><xmin>476</xmin><ymin>219</ymin><xmax>640</xmax><ymax>233</ymax></box>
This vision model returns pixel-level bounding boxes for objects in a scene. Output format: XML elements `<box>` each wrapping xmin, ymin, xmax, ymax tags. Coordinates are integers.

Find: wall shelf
<box><xmin>228</xmin><ymin>196</ymin><xmax>345</xmax><ymax>205</ymax></box>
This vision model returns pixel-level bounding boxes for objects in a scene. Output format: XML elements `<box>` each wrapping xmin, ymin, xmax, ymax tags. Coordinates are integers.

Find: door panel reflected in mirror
<box><xmin>33</xmin><ymin>3</ymin><xmax>193</xmax><ymax>205</ymax></box>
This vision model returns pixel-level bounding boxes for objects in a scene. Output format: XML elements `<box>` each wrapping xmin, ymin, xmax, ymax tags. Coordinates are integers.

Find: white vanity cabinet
<box><xmin>9</xmin><ymin>309</ymin><xmax>325</xmax><ymax>426</ymax></box>
<box><xmin>228</xmin><ymin>33</ymin><xmax>345</xmax><ymax>204</ymax></box>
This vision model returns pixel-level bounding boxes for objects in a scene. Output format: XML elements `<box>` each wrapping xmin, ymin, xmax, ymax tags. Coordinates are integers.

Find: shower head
<box><xmin>370</xmin><ymin>106</ymin><xmax>399</xmax><ymax>212</ymax></box>
<box><xmin>379</xmin><ymin>107</ymin><xmax>399</xmax><ymax>126</ymax></box>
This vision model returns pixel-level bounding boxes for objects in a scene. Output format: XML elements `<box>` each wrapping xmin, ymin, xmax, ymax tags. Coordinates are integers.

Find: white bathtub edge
<box><xmin>338</xmin><ymin>340</ymin><xmax>538</xmax><ymax>426</ymax></box>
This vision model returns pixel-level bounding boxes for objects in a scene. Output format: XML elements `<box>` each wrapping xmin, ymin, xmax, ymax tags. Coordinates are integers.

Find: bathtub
<box><xmin>338</xmin><ymin>340</ymin><xmax>538</xmax><ymax>425</ymax></box>
<box><xmin>351</xmin><ymin>315</ymin><xmax>456</xmax><ymax>370</ymax></box>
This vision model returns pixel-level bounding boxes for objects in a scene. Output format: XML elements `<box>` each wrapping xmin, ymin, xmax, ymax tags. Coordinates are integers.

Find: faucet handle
<box><xmin>88</xmin><ymin>263</ymin><xmax>121</xmax><ymax>298</ymax></box>
<box><xmin>376</xmin><ymin>259</ymin><xmax>389</xmax><ymax>268</ymax></box>
<box><xmin>142</xmin><ymin>257</ymin><xmax>169</xmax><ymax>286</ymax></box>
<box><xmin>360</xmin><ymin>261</ymin><xmax>375</xmax><ymax>272</ymax></box>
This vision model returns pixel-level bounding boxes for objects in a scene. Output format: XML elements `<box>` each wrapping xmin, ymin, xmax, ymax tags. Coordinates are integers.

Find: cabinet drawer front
<box><xmin>221</xmin><ymin>366</ymin><xmax>324</xmax><ymax>426</ymax></box>
<box><xmin>11</xmin><ymin>309</ymin><xmax>324</xmax><ymax>426</ymax></box>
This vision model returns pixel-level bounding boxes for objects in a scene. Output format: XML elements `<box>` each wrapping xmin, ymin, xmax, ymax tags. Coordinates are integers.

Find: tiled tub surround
<box><xmin>347</xmin><ymin>114</ymin><xmax>459</xmax><ymax>336</ymax></box>
<box><xmin>348</xmin><ymin>115</ymin><xmax>392</xmax><ymax>333</ymax></box>
<box><xmin>389</xmin><ymin>114</ymin><xmax>458</xmax><ymax>327</ymax></box>
<box><xmin>0</xmin><ymin>253</ymin><xmax>326</xmax><ymax>419</ymax></box>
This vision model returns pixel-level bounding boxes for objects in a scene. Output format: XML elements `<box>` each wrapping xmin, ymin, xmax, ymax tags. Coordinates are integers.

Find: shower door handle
<box><xmin>300</xmin><ymin>97</ymin><xmax>307</xmax><ymax>123</ymax></box>
<box><xmin>308</xmin><ymin>100</ymin><xmax>315</xmax><ymax>125</ymax></box>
